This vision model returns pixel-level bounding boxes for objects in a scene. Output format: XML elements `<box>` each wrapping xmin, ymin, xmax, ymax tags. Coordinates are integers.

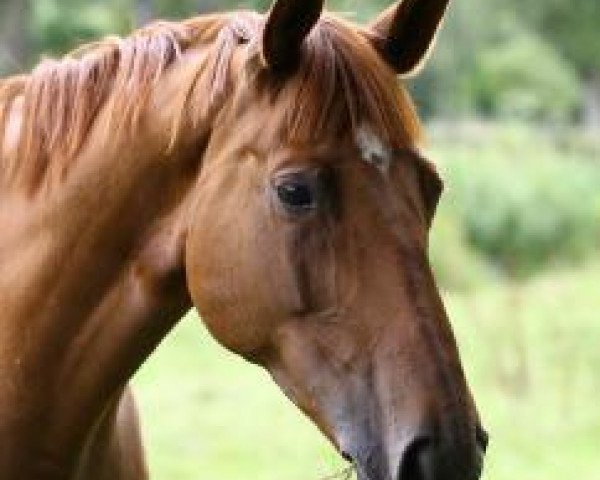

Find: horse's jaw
<box><xmin>264</xmin><ymin>316</ymin><xmax>486</xmax><ymax>480</ymax></box>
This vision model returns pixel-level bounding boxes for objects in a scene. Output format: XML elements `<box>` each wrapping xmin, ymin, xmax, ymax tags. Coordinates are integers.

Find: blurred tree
<box><xmin>195</xmin><ymin>1</ymin><xmax>223</xmax><ymax>14</ymax></box>
<box><xmin>472</xmin><ymin>22</ymin><xmax>581</xmax><ymax>122</ymax></box>
<box><xmin>407</xmin><ymin>0</ymin><xmax>527</xmax><ymax>119</ymax></box>
<box><xmin>0</xmin><ymin>0</ymin><xmax>31</xmax><ymax>75</ymax></box>
<box><xmin>413</xmin><ymin>0</ymin><xmax>588</xmax><ymax>123</ymax></box>
<box><xmin>516</xmin><ymin>0</ymin><xmax>600</xmax><ymax>128</ymax></box>
<box><xmin>135</xmin><ymin>0</ymin><xmax>154</xmax><ymax>25</ymax></box>
<box><xmin>32</xmin><ymin>0</ymin><xmax>131</xmax><ymax>56</ymax></box>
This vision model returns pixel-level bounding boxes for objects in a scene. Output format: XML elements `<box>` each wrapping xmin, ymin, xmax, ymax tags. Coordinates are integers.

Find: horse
<box><xmin>0</xmin><ymin>1</ymin><xmax>488</xmax><ymax>479</ymax></box>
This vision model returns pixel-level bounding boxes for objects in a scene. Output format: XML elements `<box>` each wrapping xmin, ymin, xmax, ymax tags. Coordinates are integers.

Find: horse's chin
<box><xmin>354</xmin><ymin>466</ymin><xmax>378</xmax><ymax>480</ymax></box>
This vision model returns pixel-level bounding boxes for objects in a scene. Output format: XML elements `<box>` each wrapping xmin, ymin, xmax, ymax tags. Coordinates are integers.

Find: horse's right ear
<box><xmin>262</xmin><ymin>0</ymin><xmax>324</xmax><ymax>73</ymax></box>
<box><xmin>368</xmin><ymin>0</ymin><xmax>450</xmax><ymax>76</ymax></box>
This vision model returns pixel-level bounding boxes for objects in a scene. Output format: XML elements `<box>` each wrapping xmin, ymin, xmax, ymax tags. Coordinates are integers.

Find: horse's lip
<box><xmin>475</xmin><ymin>424</ymin><xmax>489</xmax><ymax>453</ymax></box>
<box><xmin>339</xmin><ymin>449</ymin><xmax>383</xmax><ymax>480</ymax></box>
<box><xmin>339</xmin><ymin>450</ymin><xmax>364</xmax><ymax>480</ymax></box>
<box><xmin>473</xmin><ymin>444</ymin><xmax>486</xmax><ymax>480</ymax></box>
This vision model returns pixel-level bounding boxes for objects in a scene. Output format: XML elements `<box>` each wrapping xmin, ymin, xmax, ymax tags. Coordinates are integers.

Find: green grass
<box><xmin>447</xmin><ymin>262</ymin><xmax>600</xmax><ymax>480</ymax></box>
<box><xmin>133</xmin><ymin>314</ymin><xmax>344</xmax><ymax>480</ymax></box>
<box><xmin>133</xmin><ymin>259</ymin><xmax>600</xmax><ymax>480</ymax></box>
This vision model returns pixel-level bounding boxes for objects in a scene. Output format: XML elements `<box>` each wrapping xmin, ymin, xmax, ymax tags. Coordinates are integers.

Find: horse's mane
<box><xmin>0</xmin><ymin>11</ymin><xmax>421</xmax><ymax>190</ymax></box>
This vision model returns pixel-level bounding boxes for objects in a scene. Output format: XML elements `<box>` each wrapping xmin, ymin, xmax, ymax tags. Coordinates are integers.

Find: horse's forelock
<box><xmin>255</xmin><ymin>15</ymin><xmax>423</xmax><ymax>149</ymax></box>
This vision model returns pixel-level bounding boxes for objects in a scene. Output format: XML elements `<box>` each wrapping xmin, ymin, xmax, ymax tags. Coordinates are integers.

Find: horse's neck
<box><xmin>0</xmin><ymin>39</ymin><xmax>221</xmax><ymax>469</ymax></box>
<box><xmin>0</xmin><ymin>21</ymin><xmax>226</xmax><ymax>361</ymax></box>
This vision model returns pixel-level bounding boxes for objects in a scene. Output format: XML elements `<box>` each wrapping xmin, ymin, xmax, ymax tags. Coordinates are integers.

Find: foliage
<box><xmin>462</xmin><ymin>157</ymin><xmax>599</xmax><ymax>276</ymax></box>
<box><xmin>429</xmin><ymin>123</ymin><xmax>600</xmax><ymax>279</ymax></box>
<box><xmin>411</xmin><ymin>2</ymin><xmax>585</xmax><ymax>122</ymax></box>
<box><xmin>473</xmin><ymin>28</ymin><xmax>582</xmax><ymax>121</ymax></box>
<box><xmin>32</xmin><ymin>0</ymin><xmax>129</xmax><ymax>56</ymax></box>
<box><xmin>408</xmin><ymin>0</ymin><xmax>497</xmax><ymax>118</ymax></box>
<box><xmin>515</xmin><ymin>0</ymin><xmax>600</xmax><ymax>75</ymax></box>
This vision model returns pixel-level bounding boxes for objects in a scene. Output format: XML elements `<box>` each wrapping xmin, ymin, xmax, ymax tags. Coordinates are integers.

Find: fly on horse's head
<box><xmin>0</xmin><ymin>1</ymin><xmax>486</xmax><ymax>479</ymax></box>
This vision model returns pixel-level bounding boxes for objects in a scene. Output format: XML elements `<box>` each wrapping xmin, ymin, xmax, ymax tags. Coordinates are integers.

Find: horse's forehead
<box><xmin>355</xmin><ymin>124</ymin><xmax>392</xmax><ymax>174</ymax></box>
<box><xmin>266</xmin><ymin>125</ymin><xmax>395</xmax><ymax>173</ymax></box>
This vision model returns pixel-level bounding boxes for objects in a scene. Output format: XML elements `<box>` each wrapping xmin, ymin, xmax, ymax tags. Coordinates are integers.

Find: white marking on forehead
<box><xmin>355</xmin><ymin>125</ymin><xmax>392</xmax><ymax>174</ymax></box>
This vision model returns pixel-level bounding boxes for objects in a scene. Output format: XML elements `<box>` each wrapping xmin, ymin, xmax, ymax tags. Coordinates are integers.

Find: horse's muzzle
<box><xmin>343</xmin><ymin>423</ymin><xmax>488</xmax><ymax>480</ymax></box>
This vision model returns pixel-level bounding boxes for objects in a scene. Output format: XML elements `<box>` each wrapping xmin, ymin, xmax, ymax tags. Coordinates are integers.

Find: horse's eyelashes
<box><xmin>276</xmin><ymin>182</ymin><xmax>316</xmax><ymax>210</ymax></box>
<box><xmin>271</xmin><ymin>169</ymin><xmax>333</xmax><ymax>217</ymax></box>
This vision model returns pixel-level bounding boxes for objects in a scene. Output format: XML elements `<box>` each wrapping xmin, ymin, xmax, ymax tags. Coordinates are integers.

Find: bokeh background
<box><xmin>2</xmin><ymin>1</ymin><xmax>599</xmax><ymax>479</ymax></box>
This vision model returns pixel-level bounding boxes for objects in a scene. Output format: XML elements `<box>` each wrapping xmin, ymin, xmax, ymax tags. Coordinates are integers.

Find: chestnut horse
<box><xmin>0</xmin><ymin>1</ymin><xmax>487</xmax><ymax>479</ymax></box>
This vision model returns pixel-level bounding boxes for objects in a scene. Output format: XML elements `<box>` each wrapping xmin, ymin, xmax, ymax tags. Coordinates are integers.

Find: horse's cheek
<box><xmin>184</xmin><ymin>213</ymin><xmax>281</xmax><ymax>357</ymax></box>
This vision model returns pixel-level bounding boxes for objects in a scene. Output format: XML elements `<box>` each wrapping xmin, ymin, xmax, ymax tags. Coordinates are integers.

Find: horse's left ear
<box><xmin>262</xmin><ymin>0</ymin><xmax>324</xmax><ymax>73</ymax></box>
<box><xmin>368</xmin><ymin>0</ymin><xmax>450</xmax><ymax>76</ymax></box>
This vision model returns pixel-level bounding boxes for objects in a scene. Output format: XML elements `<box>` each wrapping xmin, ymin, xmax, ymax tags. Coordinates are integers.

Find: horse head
<box><xmin>184</xmin><ymin>2</ymin><xmax>487</xmax><ymax>479</ymax></box>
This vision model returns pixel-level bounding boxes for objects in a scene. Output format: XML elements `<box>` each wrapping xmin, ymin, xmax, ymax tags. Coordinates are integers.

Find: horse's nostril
<box><xmin>397</xmin><ymin>430</ymin><xmax>486</xmax><ymax>480</ymax></box>
<box><xmin>398</xmin><ymin>436</ymin><xmax>432</xmax><ymax>480</ymax></box>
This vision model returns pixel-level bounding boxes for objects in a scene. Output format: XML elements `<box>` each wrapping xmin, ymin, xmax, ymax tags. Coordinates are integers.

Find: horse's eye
<box><xmin>276</xmin><ymin>182</ymin><xmax>315</xmax><ymax>210</ymax></box>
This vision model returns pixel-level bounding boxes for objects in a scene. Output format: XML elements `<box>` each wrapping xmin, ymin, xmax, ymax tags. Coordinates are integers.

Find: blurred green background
<box><xmin>2</xmin><ymin>0</ymin><xmax>599</xmax><ymax>479</ymax></box>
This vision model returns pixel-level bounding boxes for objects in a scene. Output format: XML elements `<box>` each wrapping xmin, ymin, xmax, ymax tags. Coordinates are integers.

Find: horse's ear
<box><xmin>262</xmin><ymin>0</ymin><xmax>324</xmax><ymax>72</ymax></box>
<box><xmin>368</xmin><ymin>0</ymin><xmax>450</xmax><ymax>76</ymax></box>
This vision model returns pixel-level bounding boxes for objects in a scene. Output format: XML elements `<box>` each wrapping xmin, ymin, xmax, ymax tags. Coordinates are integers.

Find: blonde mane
<box><xmin>0</xmin><ymin>11</ymin><xmax>422</xmax><ymax>190</ymax></box>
